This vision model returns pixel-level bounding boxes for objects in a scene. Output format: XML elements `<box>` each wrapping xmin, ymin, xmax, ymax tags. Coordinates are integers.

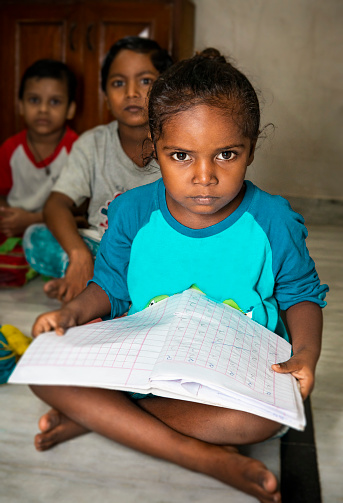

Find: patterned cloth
<box><xmin>23</xmin><ymin>224</ymin><xmax>100</xmax><ymax>278</ymax></box>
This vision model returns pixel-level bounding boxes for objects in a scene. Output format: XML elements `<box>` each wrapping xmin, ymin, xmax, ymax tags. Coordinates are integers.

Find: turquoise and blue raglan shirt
<box><xmin>91</xmin><ymin>179</ymin><xmax>328</xmax><ymax>340</ymax></box>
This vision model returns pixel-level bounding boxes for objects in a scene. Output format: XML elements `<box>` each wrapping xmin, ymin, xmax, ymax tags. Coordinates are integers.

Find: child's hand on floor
<box><xmin>272</xmin><ymin>347</ymin><xmax>316</xmax><ymax>400</ymax></box>
<box><xmin>0</xmin><ymin>207</ymin><xmax>42</xmax><ymax>237</ymax></box>
<box><xmin>32</xmin><ymin>308</ymin><xmax>78</xmax><ymax>337</ymax></box>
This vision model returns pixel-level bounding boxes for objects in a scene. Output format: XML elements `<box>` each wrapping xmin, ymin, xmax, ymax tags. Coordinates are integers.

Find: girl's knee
<box><xmin>232</xmin><ymin>413</ymin><xmax>282</xmax><ymax>445</ymax></box>
<box><xmin>251</xmin><ymin>417</ymin><xmax>283</xmax><ymax>443</ymax></box>
<box><xmin>29</xmin><ymin>384</ymin><xmax>43</xmax><ymax>397</ymax></box>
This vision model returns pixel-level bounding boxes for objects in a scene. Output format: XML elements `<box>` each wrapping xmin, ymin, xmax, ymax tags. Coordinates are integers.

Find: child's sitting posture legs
<box><xmin>31</xmin><ymin>384</ymin><xmax>282</xmax><ymax>503</ymax></box>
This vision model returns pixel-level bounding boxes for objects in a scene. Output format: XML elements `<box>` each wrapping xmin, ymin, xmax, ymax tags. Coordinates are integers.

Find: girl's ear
<box><xmin>147</xmin><ymin>131</ymin><xmax>154</xmax><ymax>146</ymax></box>
<box><xmin>104</xmin><ymin>94</ymin><xmax>112</xmax><ymax>111</ymax></box>
<box><xmin>147</xmin><ymin>133</ymin><xmax>159</xmax><ymax>163</ymax></box>
<box><xmin>66</xmin><ymin>101</ymin><xmax>76</xmax><ymax>120</ymax></box>
<box><xmin>152</xmin><ymin>144</ymin><xmax>159</xmax><ymax>164</ymax></box>
<box><xmin>19</xmin><ymin>100</ymin><xmax>24</xmax><ymax>116</ymax></box>
<box><xmin>152</xmin><ymin>142</ymin><xmax>159</xmax><ymax>164</ymax></box>
<box><xmin>247</xmin><ymin>140</ymin><xmax>257</xmax><ymax>166</ymax></box>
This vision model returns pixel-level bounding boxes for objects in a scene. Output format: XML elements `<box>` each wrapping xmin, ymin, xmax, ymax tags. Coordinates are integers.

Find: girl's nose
<box><xmin>193</xmin><ymin>161</ymin><xmax>217</xmax><ymax>185</ymax></box>
<box><xmin>38</xmin><ymin>101</ymin><xmax>49</xmax><ymax>113</ymax></box>
<box><xmin>126</xmin><ymin>80</ymin><xmax>140</xmax><ymax>98</ymax></box>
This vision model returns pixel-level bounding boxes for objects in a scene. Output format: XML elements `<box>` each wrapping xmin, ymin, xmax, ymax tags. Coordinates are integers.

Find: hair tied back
<box><xmin>197</xmin><ymin>48</ymin><xmax>227</xmax><ymax>64</ymax></box>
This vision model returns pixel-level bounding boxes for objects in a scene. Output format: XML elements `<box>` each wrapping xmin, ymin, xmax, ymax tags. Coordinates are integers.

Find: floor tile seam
<box><xmin>281</xmin><ymin>441</ymin><xmax>317</xmax><ymax>448</ymax></box>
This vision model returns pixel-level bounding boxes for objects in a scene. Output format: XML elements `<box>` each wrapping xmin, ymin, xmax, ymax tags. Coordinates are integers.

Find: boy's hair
<box><xmin>148</xmin><ymin>48</ymin><xmax>260</xmax><ymax>144</ymax></box>
<box><xmin>101</xmin><ymin>36</ymin><xmax>173</xmax><ymax>92</ymax></box>
<box><xmin>18</xmin><ymin>59</ymin><xmax>77</xmax><ymax>104</ymax></box>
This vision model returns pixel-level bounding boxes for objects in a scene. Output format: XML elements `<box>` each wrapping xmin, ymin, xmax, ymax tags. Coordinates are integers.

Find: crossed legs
<box><xmin>30</xmin><ymin>385</ymin><xmax>282</xmax><ymax>503</ymax></box>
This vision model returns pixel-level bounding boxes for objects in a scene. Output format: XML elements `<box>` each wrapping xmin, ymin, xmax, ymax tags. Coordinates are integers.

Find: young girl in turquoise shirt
<box><xmin>30</xmin><ymin>48</ymin><xmax>328</xmax><ymax>503</ymax></box>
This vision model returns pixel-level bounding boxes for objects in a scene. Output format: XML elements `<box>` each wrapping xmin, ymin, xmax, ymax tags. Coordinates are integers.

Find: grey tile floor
<box><xmin>0</xmin><ymin>224</ymin><xmax>342</xmax><ymax>502</ymax></box>
<box><xmin>305</xmin><ymin>226</ymin><xmax>343</xmax><ymax>503</ymax></box>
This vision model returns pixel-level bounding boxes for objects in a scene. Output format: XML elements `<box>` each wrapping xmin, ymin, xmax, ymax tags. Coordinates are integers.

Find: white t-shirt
<box><xmin>0</xmin><ymin>127</ymin><xmax>78</xmax><ymax>212</ymax></box>
<box><xmin>52</xmin><ymin>121</ymin><xmax>160</xmax><ymax>239</ymax></box>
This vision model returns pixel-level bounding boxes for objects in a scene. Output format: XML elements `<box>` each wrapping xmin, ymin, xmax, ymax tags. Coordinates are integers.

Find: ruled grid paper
<box><xmin>9</xmin><ymin>289</ymin><xmax>305</xmax><ymax>430</ymax></box>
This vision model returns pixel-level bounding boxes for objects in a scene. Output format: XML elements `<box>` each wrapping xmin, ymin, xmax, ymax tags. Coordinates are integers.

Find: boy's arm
<box><xmin>32</xmin><ymin>282</ymin><xmax>111</xmax><ymax>337</ymax></box>
<box><xmin>43</xmin><ymin>191</ymin><xmax>94</xmax><ymax>302</ymax></box>
<box><xmin>272</xmin><ymin>301</ymin><xmax>323</xmax><ymax>399</ymax></box>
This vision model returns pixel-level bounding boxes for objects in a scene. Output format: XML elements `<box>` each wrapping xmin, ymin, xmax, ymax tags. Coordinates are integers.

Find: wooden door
<box><xmin>83</xmin><ymin>1</ymin><xmax>173</xmax><ymax>127</ymax></box>
<box><xmin>0</xmin><ymin>0</ymin><xmax>194</xmax><ymax>143</ymax></box>
<box><xmin>0</xmin><ymin>3</ymin><xmax>81</xmax><ymax>140</ymax></box>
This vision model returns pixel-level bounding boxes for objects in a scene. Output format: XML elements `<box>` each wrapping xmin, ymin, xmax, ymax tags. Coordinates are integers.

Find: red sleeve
<box><xmin>0</xmin><ymin>135</ymin><xmax>19</xmax><ymax>196</ymax></box>
<box><xmin>63</xmin><ymin>126</ymin><xmax>79</xmax><ymax>153</ymax></box>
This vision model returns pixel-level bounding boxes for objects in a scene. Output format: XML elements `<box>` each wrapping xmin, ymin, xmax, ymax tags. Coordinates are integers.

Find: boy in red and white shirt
<box><xmin>0</xmin><ymin>59</ymin><xmax>78</xmax><ymax>286</ymax></box>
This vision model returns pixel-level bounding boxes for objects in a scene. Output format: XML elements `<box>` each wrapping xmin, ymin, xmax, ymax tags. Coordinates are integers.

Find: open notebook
<box><xmin>9</xmin><ymin>288</ymin><xmax>305</xmax><ymax>430</ymax></box>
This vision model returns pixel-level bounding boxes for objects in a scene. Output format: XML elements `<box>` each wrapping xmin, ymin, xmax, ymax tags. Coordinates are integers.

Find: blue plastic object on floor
<box><xmin>0</xmin><ymin>325</ymin><xmax>31</xmax><ymax>384</ymax></box>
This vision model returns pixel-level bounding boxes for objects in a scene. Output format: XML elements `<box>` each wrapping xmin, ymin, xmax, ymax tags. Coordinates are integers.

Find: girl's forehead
<box><xmin>109</xmin><ymin>49</ymin><xmax>157</xmax><ymax>76</ymax></box>
<box><xmin>156</xmin><ymin>105</ymin><xmax>252</xmax><ymax>152</ymax></box>
<box><xmin>162</xmin><ymin>104</ymin><xmax>245</xmax><ymax>138</ymax></box>
<box><xmin>23</xmin><ymin>77</ymin><xmax>68</xmax><ymax>96</ymax></box>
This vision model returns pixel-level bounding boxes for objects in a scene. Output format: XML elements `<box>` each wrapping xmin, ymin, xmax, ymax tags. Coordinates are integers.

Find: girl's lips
<box><xmin>124</xmin><ymin>106</ymin><xmax>143</xmax><ymax>113</ymax></box>
<box><xmin>35</xmin><ymin>119</ymin><xmax>50</xmax><ymax>125</ymax></box>
<box><xmin>191</xmin><ymin>196</ymin><xmax>218</xmax><ymax>205</ymax></box>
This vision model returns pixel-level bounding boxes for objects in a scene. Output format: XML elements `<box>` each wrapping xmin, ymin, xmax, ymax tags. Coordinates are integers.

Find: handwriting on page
<box><xmin>157</xmin><ymin>290</ymin><xmax>288</xmax><ymax>402</ymax></box>
<box><xmin>9</xmin><ymin>288</ymin><xmax>304</xmax><ymax>429</ymax></box>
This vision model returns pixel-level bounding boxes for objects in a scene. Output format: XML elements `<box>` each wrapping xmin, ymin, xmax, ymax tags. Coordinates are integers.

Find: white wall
<box><xmin>192</xmin><ymin>0</ymin><xmax>343</xmax><ymax>200</ymax></box>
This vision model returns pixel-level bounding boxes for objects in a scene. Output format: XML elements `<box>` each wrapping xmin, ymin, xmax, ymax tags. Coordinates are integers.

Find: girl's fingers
<box><xmin>32</xmin><ymin>313</ymin><xmax>63</xmax><ymax>337</ymax></box>
<box><xmin>271</xmin><ymin>360</ymin><xmax>298</xmax><ymax>373</ymax></box>
<box><xmin>272</xmin><ymin>360</ymin><xmax>314</xmax><ymax>399</ymax></box>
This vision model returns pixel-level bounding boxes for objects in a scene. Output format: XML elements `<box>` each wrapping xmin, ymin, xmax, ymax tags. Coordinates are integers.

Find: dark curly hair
<box><xmin>148</xmin><ymin>48</ymin><xmax>261</xmax><ymax>146</ymax></box>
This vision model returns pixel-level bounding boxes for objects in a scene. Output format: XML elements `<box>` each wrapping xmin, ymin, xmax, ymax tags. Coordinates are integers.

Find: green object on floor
<box><xmin>41</xmin><ymin>275</ymin><xmax>53</xmax><ymax>282</ymax></box>
<box><xmin>25</xmin><ymin>267</ymin><xmax>39</xmax><ymax>282</ymax></box>
<box><xmin>0</xmin><ymin>237</ymin><xmax>22</xmax><ymax>254</ymax></box>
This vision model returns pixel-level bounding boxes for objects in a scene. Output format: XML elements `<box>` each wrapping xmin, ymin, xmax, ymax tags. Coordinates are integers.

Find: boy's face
<box><xmin>105</xmin><ymin>49</ymin><xmax>159</xmax><ymax>129</ymax></box>
<box><xmin>19</xmin><ymin>77</ymin><xmax>76</xmax><ymax>138</ymax></box>
<box><xmin>155</xmin><ymin>104</ymin><xmax>256</xmax><ymax>229</ymax></box>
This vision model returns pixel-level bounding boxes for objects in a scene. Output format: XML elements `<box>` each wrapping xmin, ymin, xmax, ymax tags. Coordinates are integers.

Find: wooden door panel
<box><xmin>15</xmin><ymin>21</ymin><xmax>68</xmax><ymax>131</ymax></box>
<box><xmin>0</xmin><ymin>1</ymin><xmax>193</xmax><ymax>142</ymax></box>
<box><xmin>0</xmin><ymin>4</ymin><xmax>76</xmax><ymax>142</ymax></box>
<box><xmin>97</xmin><ymin>21</ymin><xmax>154</xmax><ymax>125</ymax></box>
<box><xmin>87</xmin><ymin>2</ymin><xmax>172</xmax><ymax>126</ymax></box>
<box><xmin>94</xmin><ymin>2</ymin><xmax>172</xmax><ymax>53</ymax></box>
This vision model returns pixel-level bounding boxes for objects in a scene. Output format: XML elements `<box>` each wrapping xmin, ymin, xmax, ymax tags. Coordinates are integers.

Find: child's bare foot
<box><xmin>43</xmin><ymin>278</ymin><xmax>63</xmax><ymax>299</ymax></box>
<box><xmin>200</xmin><ymin>445</ymin><xmax>281</xmax><ymax>503</ymax></box>
<box><xmin>34</xmin><ymin>409</ymin><xmax>89</xmax><ymax>451</ymax></box>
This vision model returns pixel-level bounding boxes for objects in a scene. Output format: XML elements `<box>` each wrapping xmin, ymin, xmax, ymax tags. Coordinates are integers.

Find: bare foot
<box><xmin>201</xmin><ymin>445</ymin><xmax>281</xmax><ymax>503</ymax></box>
<box><xmin>34</xmin><ymin>409</ymin><xmax>89</xmax><ymax>451</ymax></box>
<box><xmin>43</xmin><ymin>279</ymin><xmax>63</xmax><ymax>299</ymax></box>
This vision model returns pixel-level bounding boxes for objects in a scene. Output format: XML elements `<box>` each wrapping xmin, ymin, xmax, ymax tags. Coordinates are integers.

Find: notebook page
<box><xmin>9</xmin><ymin>289</ymin><xmax>305</xmax><ymax>429</ymax></box>
<box><xmin>151</xmin><ymin>290</ymin><xmax>303</xmax><ymax>419</ymax></box>
<box><xmin>9</xmin><ymin>296</ymin><xmax>176</xmax><ymax>390</ymax></box>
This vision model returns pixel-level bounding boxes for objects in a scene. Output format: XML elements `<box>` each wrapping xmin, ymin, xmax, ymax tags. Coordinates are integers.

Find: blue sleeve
<box><xmin>90</xmin><ymin>180</ymin><xmax>159</xmax><ymax>318</ymax></box>
<box><xmin>90</xmin><ymin>196</ymin><xmax>132</xmax><ymax>318</ymax></box>
<box><xmin>270</xmin><ymin>202</ymin><xmax>328</xmax><ymax>310</ymax></box>
<box><xmin>250</xmin><ymin>187</ymin><xmax>329</xmax><ymax>310</ymax></box>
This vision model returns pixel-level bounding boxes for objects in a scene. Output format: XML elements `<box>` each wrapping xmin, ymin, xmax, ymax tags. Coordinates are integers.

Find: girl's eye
<box><xmin>171</xmin><ymin>152</ymin><xmax>191</xmax><ymax>161</ymax></box>
<box><xmin>111</xmin><ymin>80</ymin><xmax>124</xmax><ymax>88</ymax></box>
<box><xmin>141</xmin><ymin>77</ymin><xmax>153</xmax><ymax>86</ymax></box>
<box><xmin>50</xmin><ymin>99</ymin><xmax>62</xmax><ymax>106</ymax></box>
<box><xmin>217</xmin><ymin>151</ymin><xmax>236</xmax><ymax>161</ymax></box>
<box><xmin>28</xmin><ymin>97</ymin><xmax>39</xmax><ymax>104</ymax></box>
